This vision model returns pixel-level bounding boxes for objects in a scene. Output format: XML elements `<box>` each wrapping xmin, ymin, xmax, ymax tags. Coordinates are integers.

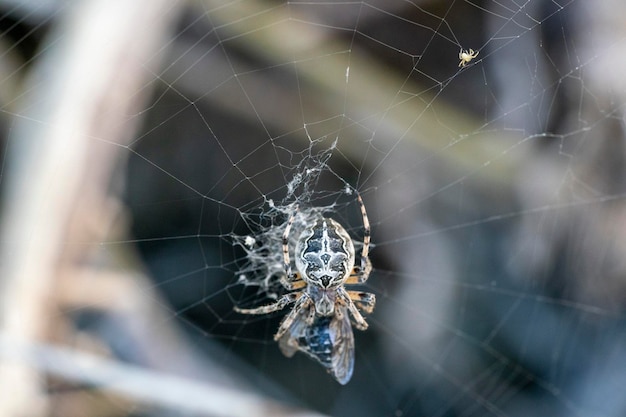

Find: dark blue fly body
<box><xmin>279</xmin><ymin>305</ymin><xmax>355</xmax><ymax>385</ymax></box>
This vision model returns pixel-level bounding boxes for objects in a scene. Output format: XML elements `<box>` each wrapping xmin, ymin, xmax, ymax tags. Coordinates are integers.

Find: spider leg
<box><xmin>234</xmin><ymin>291</ymin><xmax>300</xmax><ymax>315</ymax></box>
<box><xmin>345</xmin><ymin>257</ymin><xmax>372</xmax><ymax>284</ymax></box>
<box><xmin>354</xmin><ymin>193</ymin><xmax>371</xmax><ymax>277</ymax></box>
<box><xmin>274</xmin><ymin>294</ymin><xmax>312</xmax><ymax>341</ymax></box>
<box><xmin>337</xmin><ymin>287</ymin><xmax>368</xmax><ymax>330</ymax></box>
<box><xmin>347</xmin><ymin>290</ymin><xmax>376</xmax><ymax>315</ymax></box>
<box><xmin>282</xmin><ymin>205</ymin><xmax>299</xmax><ymax>281</ymax></box>
<box><xmin>280</xmin><ymin>272</ymin><xmax>306</xmax><ymax>290</ymax></box>
<box><xmin>304</xmin><ymin>303</ymin><xmax>316</xmax><ymax>325</ymax></box>
<box><xmin>279</xmin><ymin>208</ymin><xmax>306</xmax><ymax>290</ymax></box>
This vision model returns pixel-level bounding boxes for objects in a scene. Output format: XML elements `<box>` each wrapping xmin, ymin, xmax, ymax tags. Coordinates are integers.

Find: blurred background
<box><xmin>1</xmin><ymin>0</ymin><xmax>626</xmax><ymax>416</ymax></box>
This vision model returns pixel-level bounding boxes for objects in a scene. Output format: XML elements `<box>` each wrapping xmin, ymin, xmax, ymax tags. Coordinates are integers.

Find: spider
<box><xmin>458</xmin><ymin>48</ymin><xmax>479</xmax><ymax>67</ymax></box>
<box><xmin>234</xmin><ymin>195</ymin><xmax>375</xmax><ymax>383</ymax></box>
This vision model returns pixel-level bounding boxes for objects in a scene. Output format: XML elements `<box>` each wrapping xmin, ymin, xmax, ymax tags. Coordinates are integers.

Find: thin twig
<box><xmin>0</xmin><ymin>335</ymin><xmax>328</xmax><ymax>417</ymax></box>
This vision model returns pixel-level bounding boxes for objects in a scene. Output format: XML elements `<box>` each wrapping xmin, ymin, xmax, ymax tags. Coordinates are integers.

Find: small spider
<box><xmin>458</xmin><ymin>48</ymin><xmax>479</xmax><ymax>67</ymax></box>
<box><xmin>234</xmin><ymin>195</ymin><xmax>375</xmax><ymax>384</ymax></box>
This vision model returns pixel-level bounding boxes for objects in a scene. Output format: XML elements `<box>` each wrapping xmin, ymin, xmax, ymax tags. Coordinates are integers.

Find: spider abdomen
<box><xmin>295</xmin><ymin>217</ymin><xmax>355</xmax><ymax>288</ymax></box>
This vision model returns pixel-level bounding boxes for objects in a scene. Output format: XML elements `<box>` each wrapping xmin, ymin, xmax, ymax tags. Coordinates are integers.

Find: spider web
<box><xmin>1</xmin><ymin>0</ymin><xmax>626</xmax><ymax>416</ymax></box>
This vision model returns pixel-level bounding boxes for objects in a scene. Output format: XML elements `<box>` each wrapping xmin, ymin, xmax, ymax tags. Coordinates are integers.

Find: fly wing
<box><xmin>278</xmin><ymin>308</ymin><xmax>308</xmax><ymax>358</ymax></box>
<box><xmin>278</xmin><ymin>306</ymin><xmax>355</xmax><ymax>384</ymax></box>
<box><xmin>328</xmin><ymin>307</ymin><xmax>355</xmax><ymax>385</ymax></box>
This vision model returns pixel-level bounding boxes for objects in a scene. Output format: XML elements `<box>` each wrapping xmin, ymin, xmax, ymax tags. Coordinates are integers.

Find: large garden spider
<box><xmin>234</xmin><ymin>195</ymin><xmax>375</xmax><ymax>383</ymax></box>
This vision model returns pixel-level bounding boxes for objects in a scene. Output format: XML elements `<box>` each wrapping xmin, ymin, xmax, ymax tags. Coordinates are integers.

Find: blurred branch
<box><xmin>0</xmin><ymin>335</ymin><xmax>328</xmax><ymax>417</ymax></box>
<box><xmin>0</xmin><ymin>0</ymin><xmax>182</xmax><ymax>415</ymax></box>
